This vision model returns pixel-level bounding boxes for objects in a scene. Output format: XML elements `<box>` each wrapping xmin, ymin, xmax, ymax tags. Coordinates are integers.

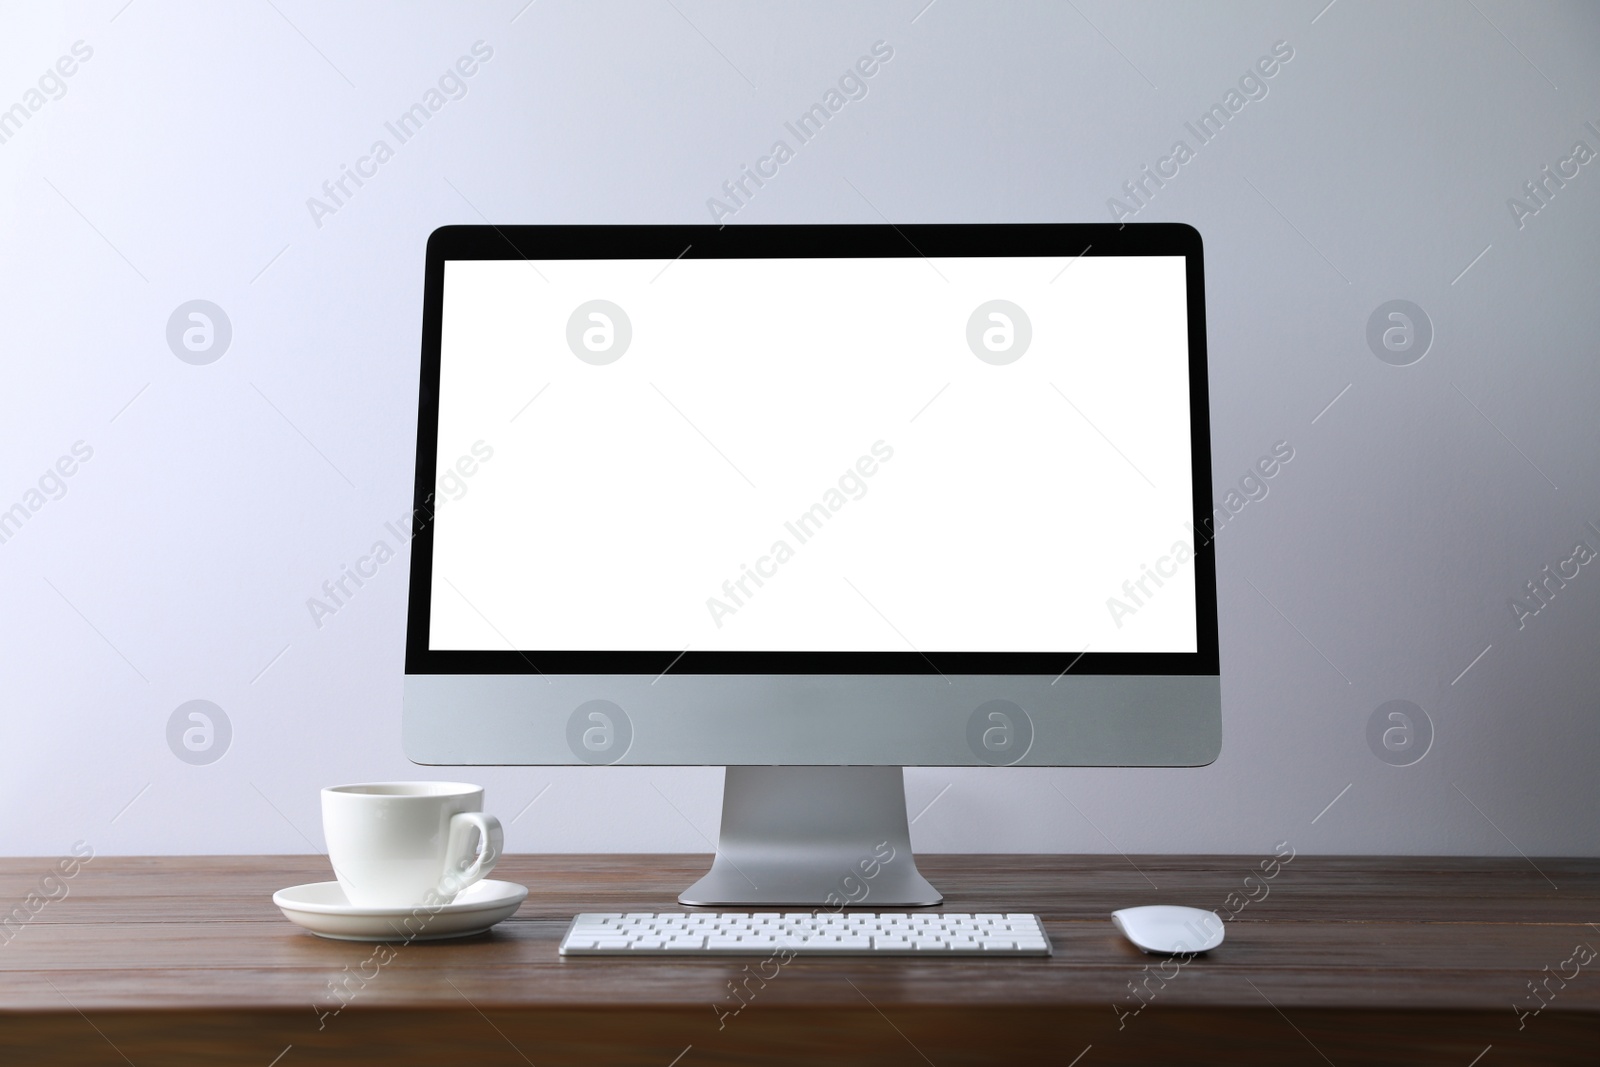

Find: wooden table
<box><xmin>2</xmin><ymin>854</ymin><xmax>1596</xmax><ymax>1064</ymax></box>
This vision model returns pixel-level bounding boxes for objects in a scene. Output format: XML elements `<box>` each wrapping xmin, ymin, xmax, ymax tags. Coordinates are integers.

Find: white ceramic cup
<box><xmin>321</xmin><ymin>782</ymin><xmax>503</xmax><ymax>909</ymax></box>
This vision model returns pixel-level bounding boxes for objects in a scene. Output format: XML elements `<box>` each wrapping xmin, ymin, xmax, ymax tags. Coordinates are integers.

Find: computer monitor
<box><xmin>404</xmin><ymin>224</ymin><xmax>1219</xmax><ymax>906</ymax></box>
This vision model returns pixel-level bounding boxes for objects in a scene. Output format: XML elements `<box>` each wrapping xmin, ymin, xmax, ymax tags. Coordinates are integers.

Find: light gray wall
<box><xmin>3</xmin><ymin>1</ymin><xmax>1596</xmax><ymax>861</ymax></box>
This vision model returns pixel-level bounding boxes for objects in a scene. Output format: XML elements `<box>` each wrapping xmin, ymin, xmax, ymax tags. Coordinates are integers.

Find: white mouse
<box><xmin>1111</xmin><ymin>905</ymin><xmax>1225</xmax><ymax>955</ymax></box>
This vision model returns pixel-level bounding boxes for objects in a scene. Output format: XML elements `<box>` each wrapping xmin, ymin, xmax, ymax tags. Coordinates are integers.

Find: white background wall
<box><xmin>2</xmin><ymin>1</ymin><xmax>1597</xmax><ymax>861</ymax></box>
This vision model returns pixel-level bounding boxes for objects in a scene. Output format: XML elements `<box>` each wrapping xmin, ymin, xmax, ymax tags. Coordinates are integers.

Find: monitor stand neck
<box><xmin>679</xmin><ymin>766</ymin><xmax>942</xmax><ymax>907</ymax></box>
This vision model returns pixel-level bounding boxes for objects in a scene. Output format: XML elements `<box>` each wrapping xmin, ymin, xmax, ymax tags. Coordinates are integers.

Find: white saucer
<box><xmin>274</xmin><ymin>879</ymin><xmax>528</xmax><ymax>941</ymax></box>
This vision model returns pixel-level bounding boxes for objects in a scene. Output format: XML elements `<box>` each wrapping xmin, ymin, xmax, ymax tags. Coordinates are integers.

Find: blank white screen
<box><xmin>429</xmin><ymin>255</ymin><xmax>1196</xmax><ymax>654</ymax></box>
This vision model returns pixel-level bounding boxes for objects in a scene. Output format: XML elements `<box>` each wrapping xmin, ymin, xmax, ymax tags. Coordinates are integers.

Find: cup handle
<box><xmin>437</xmin><ymin>812</ymin><xmax>503</xmax><ymax>899</ymax></box>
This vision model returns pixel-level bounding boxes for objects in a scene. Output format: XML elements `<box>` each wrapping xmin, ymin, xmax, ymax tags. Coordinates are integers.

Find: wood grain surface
<box><xmin>1</xmin><ymin>854</ymin><xmax>1596</xmax><ymax>1064</ymax></box>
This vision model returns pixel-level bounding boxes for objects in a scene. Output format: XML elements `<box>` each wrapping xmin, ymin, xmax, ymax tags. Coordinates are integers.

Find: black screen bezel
<box><xmin>404</xmin><ymin>224</ymin><xmax>1219</xmax><ymax>677</ymax></box>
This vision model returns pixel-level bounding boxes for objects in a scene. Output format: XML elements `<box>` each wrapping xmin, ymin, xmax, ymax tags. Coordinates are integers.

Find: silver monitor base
<box><xmin>679</xmin><ymin>766</ymin><xmax>942</xmax><ymax>907</ymax></box>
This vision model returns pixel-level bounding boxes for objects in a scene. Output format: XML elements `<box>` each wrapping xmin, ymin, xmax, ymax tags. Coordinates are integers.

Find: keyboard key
<box><xmin>801</xmin><ymin>940</ymin><xmax>874</xmax><ymax>953</ymax></box>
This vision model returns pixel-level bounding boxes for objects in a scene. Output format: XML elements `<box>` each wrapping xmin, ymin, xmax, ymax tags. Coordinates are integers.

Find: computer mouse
<box><xmin>1111</xmin><ymin>905</ymin><xmax>1225</xmax><ymax>955</ymax></box>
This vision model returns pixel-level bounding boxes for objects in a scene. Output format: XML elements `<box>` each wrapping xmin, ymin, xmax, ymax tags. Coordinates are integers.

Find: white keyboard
<box><xmin>559</xmin><ymin>912</ymin><xmax>1052</xmax><ymax>956</ymax></box>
